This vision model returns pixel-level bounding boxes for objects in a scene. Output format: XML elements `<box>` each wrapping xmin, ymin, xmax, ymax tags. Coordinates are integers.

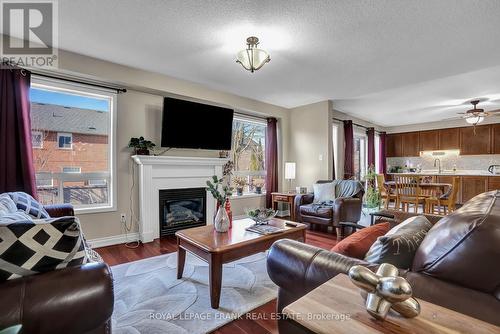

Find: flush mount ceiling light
<box><xmin>236</xmin><ymin>36</ymin><xmax>271</xmax><ymax>73</ymax></box>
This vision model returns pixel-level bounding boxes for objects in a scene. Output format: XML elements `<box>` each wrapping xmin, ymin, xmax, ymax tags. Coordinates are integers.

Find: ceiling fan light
<box><xmin>465</xmin><ymin>115</ymin><xmax>484</xmax><ymax>124</ymax></box>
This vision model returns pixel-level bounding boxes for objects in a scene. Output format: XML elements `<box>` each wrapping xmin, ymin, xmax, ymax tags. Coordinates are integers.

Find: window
<box><xmin>30</xmin><ymin>77</ymin><xmax>116</xmax><ymax>213</ymax></box>
<box><xmin>231</xmin><ymin>116</ymin><xmax>266</xmax><ymax>194</ymax></box>
<box><xmin>57</xmin><ymin>132</ymin><xmax>73</xmax><ymax>149</ymax></box>
<box><xmin>32</xmin><ymin>131</ymin><xmax>43</xmax><ymax>148</ymax></box>
<box><xmin>374</xmin><ymin>133</ymin><xmax>381</xmax><ymax>174</ymax></box>
<box><xmin>62</xmin><ymin>166</ymin><xmax>81</xmax><ymax>173</ymax></box>
<box><xmin>353</xmin><ymin>132</ymin><xmax>367</xmax><ymax>180</ymax></box>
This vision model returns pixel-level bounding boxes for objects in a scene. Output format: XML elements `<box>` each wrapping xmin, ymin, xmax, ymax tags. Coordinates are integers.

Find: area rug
<box><xmin>111</xmin><ymin>251</ymin><xmax>277</xmax><ymax>334</ymax></box>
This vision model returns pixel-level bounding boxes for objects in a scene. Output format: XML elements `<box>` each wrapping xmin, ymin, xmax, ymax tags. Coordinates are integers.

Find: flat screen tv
<box><xmin>161</xmin><ymin>97</ymin><xmax>234</xmax><ymax>150</ymax></box>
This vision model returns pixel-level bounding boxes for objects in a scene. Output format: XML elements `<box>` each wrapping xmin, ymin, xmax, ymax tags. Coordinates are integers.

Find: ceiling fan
<box><xmin>457</xmin><ymin>100</ymin><xmax>500</xmax><ymax>126</ymax></box>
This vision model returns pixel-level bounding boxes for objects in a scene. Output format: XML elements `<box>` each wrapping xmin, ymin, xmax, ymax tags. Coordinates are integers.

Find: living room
<box><xmin>1</xmin><ymin>1</ymin><xmax>499</xmax><ymax>334</ymax></box>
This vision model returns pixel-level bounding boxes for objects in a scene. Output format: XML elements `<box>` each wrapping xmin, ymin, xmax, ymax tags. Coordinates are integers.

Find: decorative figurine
<box><xmin>348</xmin><ymin>263</ymin><xmax>421</xmax><ymax>320</ymax></box>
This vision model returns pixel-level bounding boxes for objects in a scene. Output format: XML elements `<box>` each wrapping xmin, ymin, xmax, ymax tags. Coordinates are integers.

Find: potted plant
<box><xmin>233</xmin><ymin>177</ymin><xmax>247</xmax><ymax>196</ymax></box>
<box><xmin>364</xmin><ymin>165</ymin><xmax>380</xmax><ymax>209</ymax></box>
<box><xmin>128</xmin><ymin>136</ymin><xmax>156</xmax><ymax>155</ymax></box>
<box><xmin>254</xmin><ymin>180</ymin><xmax>265</xmax><ymax>194</ymax></box>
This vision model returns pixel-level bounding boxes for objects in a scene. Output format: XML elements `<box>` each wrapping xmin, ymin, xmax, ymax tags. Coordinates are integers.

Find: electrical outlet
<box><xmin>120</xmin><ymin>213</ymin><xmax>126</xmax><ymax>224</ymax></box>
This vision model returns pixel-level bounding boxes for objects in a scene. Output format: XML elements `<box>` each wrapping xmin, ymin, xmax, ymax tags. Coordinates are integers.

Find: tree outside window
<box><xmin>231</xmin><ymin>118</ymin><xmax>266</xmax><ymax>193</ymax></box>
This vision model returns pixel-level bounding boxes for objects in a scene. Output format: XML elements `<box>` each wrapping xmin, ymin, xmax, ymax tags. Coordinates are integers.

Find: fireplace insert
<box><xmin>159</xmin><ymin>187</ymin><xmax>207</xmax><ymax>236</ymax></box>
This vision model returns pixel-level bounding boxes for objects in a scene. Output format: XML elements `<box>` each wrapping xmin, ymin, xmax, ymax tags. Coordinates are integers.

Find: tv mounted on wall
<box><xmin>161</xmin><ymin>97</ymin><xmax>234</xmax><ymax>150</ymax></box>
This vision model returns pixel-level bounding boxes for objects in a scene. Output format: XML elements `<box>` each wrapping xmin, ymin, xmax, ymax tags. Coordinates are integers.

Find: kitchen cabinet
<box><xmin>419</xmin><ymin>130</ymin><xmax>439</xmax><ymax>151</ymax></box>
<box><xmin>461</xmin><ymin>176</ymin><xmax>488</xmax><ymax>203</ymax></box>
<box><xmin>492</xmin><ymin>123</ymin><xmax>500</xmax><ymax>154</ymax></box>
<box><xmin>460</xmin><ymin>125</ymin><xmax>491</xmax><ymax>155</ymax></box>
<box><xmin>438</xmin><ymin>128</ymin><xmax>460</xmax><ymax>150</ymax></box>
<box><xmin>488</xmin><ymin>177</ymin><xmax>500</xmax><ymax>191</ymax></box>
<box><xmin>402</xmin><ymin>132</ymin><xmax>420</xmax><ymax>157</ymax></box>
<box><xmin>386</xmin><ymin>133</ymin><xmax>402</xmax><ymax>157</ymax></box>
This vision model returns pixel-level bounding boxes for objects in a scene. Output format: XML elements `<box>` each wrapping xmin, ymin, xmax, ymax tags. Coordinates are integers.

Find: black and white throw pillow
<box><xmin>364</xmin><ymin>216</ymin><xmax>433</xmax><ymax>269</ymax></box>
<box><xmin>0</xmin><ymin>216</ymin><xmax>88</xmax><ymax>281</ymax></box>
<box><xmin>8</xmin><ymin>192</ymin><xmax>50</xmax><ymax>219</ymax></box>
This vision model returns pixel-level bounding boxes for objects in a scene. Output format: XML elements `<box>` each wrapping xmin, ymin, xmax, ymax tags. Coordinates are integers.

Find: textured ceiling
<box><xmin>47</xmin><ymin>1</ymin><xmax>500</xmax><ymax>125</ymax></box>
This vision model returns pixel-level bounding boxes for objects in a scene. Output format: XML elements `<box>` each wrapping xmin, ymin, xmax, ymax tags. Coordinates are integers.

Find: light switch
<box><xmin>318</xmin><ymin>154</ymin><xmax>323</xmax><ymax>161</ymax></box>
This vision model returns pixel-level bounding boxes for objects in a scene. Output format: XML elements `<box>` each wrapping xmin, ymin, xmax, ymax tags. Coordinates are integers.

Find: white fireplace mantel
<box><xmin>132</xmin><ymin>155</ymin><xmax>228</xmax><ymax>243</ymax></box>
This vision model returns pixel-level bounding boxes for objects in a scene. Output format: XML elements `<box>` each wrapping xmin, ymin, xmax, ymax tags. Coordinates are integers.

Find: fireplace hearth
<box><xmin>159</xmin><ymin>188</ymin><xmax>207</xmax><ymax>236</ymax></box>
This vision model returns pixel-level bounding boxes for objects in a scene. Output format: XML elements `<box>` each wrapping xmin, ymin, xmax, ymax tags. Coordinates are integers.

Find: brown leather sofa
<box><xmin>269</xmin><ymin>191</ymin><xmax>500</xmax><ymax>333</ymax></box>
<box><xmin>0</xmin><ymin>204</ymin><xmax>114</xmax><ymax>334</ymax></box>
<box><xmin>294</xmin><ymin>180</ymin><xmax>364</xmax><ymax>239</ymax></box>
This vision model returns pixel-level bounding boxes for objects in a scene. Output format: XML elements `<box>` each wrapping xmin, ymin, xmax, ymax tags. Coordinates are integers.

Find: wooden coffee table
<box><xmin>283</xmin><ymin>274</ymin><xmax>500</xmax><ymax>334</ymax></box>
<box><xmin>175</xmin><ymin>218</ymin><xmax>306</xmax><ymax>309</ymax></box>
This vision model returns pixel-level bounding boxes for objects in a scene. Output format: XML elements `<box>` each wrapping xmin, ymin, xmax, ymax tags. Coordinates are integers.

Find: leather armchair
<box><xmin>294</xmin><ymin>180</ymin><xmax>364</xmax><ymax>239</ymax></box>
<box><xmin>269</xmin><ymin>191</ymin><xmax>500</xmax><ymax>333</ymax></box>
<box><xmin>0</xmin><ymin>204</ymin><xmax>114</xmax><ymax>334</ymax></box>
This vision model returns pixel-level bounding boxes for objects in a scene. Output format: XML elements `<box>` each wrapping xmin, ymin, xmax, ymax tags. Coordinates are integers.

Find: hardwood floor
<box><xmin>97</xmin><ymin>228</ymin><xmax>338</xmax><ymax>334</ymax></box>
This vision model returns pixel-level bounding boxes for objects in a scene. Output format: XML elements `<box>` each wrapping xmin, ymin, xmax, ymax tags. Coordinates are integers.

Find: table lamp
<box><xmin>285</xmin><ymin>162</ymin><xmax>296</xmax><ymax>193</ymax></box>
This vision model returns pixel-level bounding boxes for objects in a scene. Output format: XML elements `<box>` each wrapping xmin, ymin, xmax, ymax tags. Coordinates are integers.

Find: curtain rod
<box><xmin>332</xmin><ymin>117</ymin><xmax>384</xmax><ymax>133</ymax></box>
<box><xmin>31</xmin><ymin>70</ymin><xmax>127</xmax><ymax>93</ymax></box>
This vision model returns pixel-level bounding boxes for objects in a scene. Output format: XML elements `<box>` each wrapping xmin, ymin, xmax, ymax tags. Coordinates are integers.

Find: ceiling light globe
<box><xmin>465</xmin><ymin>115</ymin><xmax>484</xmax><ymax>124</ymax></box>
<box><xmin>236</xmin><ymin>37</ymin><xmax>271</xmax><ymax>72</ymax></box>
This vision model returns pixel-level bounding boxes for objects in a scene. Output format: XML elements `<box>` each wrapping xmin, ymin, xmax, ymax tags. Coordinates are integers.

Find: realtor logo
<box><xmin>1</xmin><ymin>0</ymin><xmax>58</xmax><ymax>68</ymax></box>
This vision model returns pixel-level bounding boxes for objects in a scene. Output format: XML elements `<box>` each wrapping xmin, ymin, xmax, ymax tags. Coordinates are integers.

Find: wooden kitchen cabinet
<box><xmin>461</xmin><ymin>176</ymin><xmax>488</xmax><ymax>203</ymax></box>
<box><xmin>438</xmin><ymin>128</ymin><xmax>460</xmax><ymax>150</ymax></box>
<box><xmin>386</xmin><ymin>133</ymin><xmax>403</xmax><ymax>157</ymax></box>
<box><xmin>488</xmin><ymin>177</ymin><xmax>500</xmax><ymax>191</ymax></box>
<box><xmin>419</xmin><ymin>130</ymin><xmax>439</xmax><ymax>151</ymax></box>
<box><xmin>492</xmin><ymin>123</ymin><xmax>500</xmax><ymax>154</ymax></box>
<box><xmin>401</xmin><ymin>132</ymin><xmax>420</xmax><ymax>157</ymax></box>
<box><xmin>460</xmin><ymin>125</ymin><xmax>491</xmax><ymax>155</ymax></box>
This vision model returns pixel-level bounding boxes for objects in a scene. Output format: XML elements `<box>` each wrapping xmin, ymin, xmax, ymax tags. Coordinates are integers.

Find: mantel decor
<box><xmin>348</xmin><ymin>263</ymin><xmax>421</xmax><ymax>320</ymax></box>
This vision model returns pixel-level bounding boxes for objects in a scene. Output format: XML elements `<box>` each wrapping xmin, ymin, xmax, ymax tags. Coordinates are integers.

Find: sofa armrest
<box><xmin>44</xmin><ymin>203</ymin><xmax>74</xmax><ymax>217</ymax></box>
<box><xmin>375</xmin><ymin>209</ymin><xmax>442</xmax><ymax>225</ymax></box>
<box><xmin>0</xmin><ymin>262</ymin><xmax>114</xmax><ymax>334</ymax></box>
<box><xmin>267</xmin><ymin>239</ymin><xmax>376</xmax><ymax>311</ymax></box>
<box><xmin>294</xmin><ymin>193</ymin><xmax>314</xmax><ymax>222</ymax></box>
<box><xmin>332</xmin><ymin>197</ymin><xmax>363</xmax><ymax>226</ymax></box>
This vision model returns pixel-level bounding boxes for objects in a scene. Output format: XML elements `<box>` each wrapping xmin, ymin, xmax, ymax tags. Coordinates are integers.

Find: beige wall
<box><xmin>49</xmin><ymin>50</ymin><xmax>289</xmax><ymax>240</ymax></box>
<box><xmin>288</xmin><ymin>101</ymin><xmax>333</xmax><ymax>191</ymax></box>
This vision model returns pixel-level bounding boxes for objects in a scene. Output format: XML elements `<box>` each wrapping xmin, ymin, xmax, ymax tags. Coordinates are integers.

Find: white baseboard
<box><xmin>88</xmin><ymin>232</ymin><xmax>140</xmax><ymax>248</ymax></box>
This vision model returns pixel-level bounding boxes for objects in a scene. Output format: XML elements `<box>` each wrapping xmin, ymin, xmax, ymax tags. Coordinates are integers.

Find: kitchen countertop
<box><xmin>389</xmin><ymin>170</ymin><xmax>499</xmax><ymax>176</ymax></box>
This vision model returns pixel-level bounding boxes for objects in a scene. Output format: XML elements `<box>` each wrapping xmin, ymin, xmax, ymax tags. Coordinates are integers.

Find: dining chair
<box><xmin>425</xmin><ymin>177</ymin><xmax>460</xmax><ymax>215</ymax></box>
<box><xmin>394</xmin><ymin>175</ymin><xmax>426</xmax><ymax>213</ymax></box>
<box><xmin>376</xmin><ymin>174</ymin><xmax>398</xmax><ymax>209</ymax></box>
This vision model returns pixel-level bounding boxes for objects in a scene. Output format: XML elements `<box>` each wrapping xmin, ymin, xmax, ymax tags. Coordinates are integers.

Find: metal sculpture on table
<box><xmin>348</xmin><ymin>263</ymin><xmax>421</xmax><ymax>320</ymax></box>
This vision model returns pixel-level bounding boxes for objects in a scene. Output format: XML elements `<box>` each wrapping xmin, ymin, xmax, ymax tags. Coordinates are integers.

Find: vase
<box><xmin>214</xmin><ymin>206</ymin><xmax>230</xmax><ymax>233</ymax></box>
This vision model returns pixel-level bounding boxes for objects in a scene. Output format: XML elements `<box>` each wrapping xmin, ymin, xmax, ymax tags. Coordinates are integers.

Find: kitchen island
<box><xmin>388</xmin><ymin>171</ymin><xmax>500</xmax><ymax>203</ymax></box>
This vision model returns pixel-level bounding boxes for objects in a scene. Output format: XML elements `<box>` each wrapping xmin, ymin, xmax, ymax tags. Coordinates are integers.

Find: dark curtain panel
<box><xmin>366</xmin><ymin>127</ymin><xmax>375</xmax><ymax>167</ymax></box>
<box><xmin>265</xmin><ymin>117</ymin><xmax>278</xmax><ymax>208</ymax></box>
<box><xmin>379</xmin><ymin>131</ymin><xmax>387</xmax><ymax>174</ymax></box>
<box><xmin>343</xmin><ymin>120</ymin><xmax>354</xmax><ymax>179</ymax></box>
<box><xmin>0</xmin><ymin>67</ymin><xmax>37</xmax><ymax>197</ymax></box>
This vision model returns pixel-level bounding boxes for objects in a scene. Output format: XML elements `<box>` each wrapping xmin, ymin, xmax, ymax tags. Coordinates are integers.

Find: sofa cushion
<box><xmin>300</xmin><ymin>203</ymin><xmax>332</xmax><ymax>218</ymax></box>
<box><xmin>364</xmin><ymin>215</ymin><xmax>433</xmax><ymax>269</ymax></box>
<box><xmin>313</xmin><ymin>182</ymin><xmax>336</xmax><ymax>203</ymax></box>
<box><xmin>7</xmin><ymin>192</ymin><xmax>49</xmax><ymax>219</ymax></box>
<box><xmin>412</xmin><ymin>191</ymin><xmax>500</xmax><ymax>293</ymax></box>
<box><xmin>0</xmin><ymin>216</ymin><xmax>88</xmax><ymax>281</ymax></box>
<box><xmin>331</xmin><ymin>222</ymin><xmax>390</xmax><ymax>259</ymax></box>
